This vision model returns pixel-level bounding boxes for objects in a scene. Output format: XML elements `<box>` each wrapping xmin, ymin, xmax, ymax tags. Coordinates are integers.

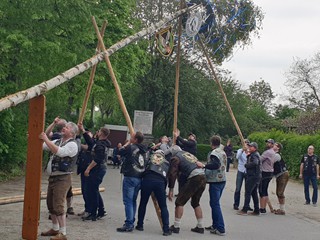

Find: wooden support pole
<box><xmin>91</xmin><ymin>16</ymin><xmax>135</xmax><ymax>136</ymax></box>
<box><xmin>198</xmin><ymin>38</ymin><xmax>246</xmax><ymax>148</ymax></box>
<box><xmin>78</xmin><ymin>21</ymin><xmax>108</xmax><ymax>124</ymax></box>
<box><xmin>172</xmin><ymin>0</ymin><xmax>184</xmax><ymax>145</ymax></box>
<box><xmin>22</xmin><ymin>95</ymin><xmax>45</xmax><ymax>240</ymax></box>
<box><xmin>91</xmin><ymin>17</ymin><xmax>163</xmax><ymax>227</ymax></box>
<box><xmin>1</xmin><ymin>187</ymin><xmax>105</xmax><ymax>205</ymax></box>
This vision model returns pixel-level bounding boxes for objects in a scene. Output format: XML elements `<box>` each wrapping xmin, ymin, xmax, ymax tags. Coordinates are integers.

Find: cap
<box><xmin>169</xmin><ymin>145</ymin><xmax>182</xmax><ymax>156</ymax></box>
<box><xmin>275</xmin><ymin>142</ymin><xmax>283</xmax><ymax>151</ymax></box>
<box><xmin>188</xmin><ymin>133</ymin><xmax>196</xmax><ymax>139</ymax></box>
<box><xmin>244</xmin><ymin>139</ymin><xmax>250</xmax><ymax>144</ymax></box>
<box><xmin>155</xmin><ymin>149</ymin><xmax>165</xmax><ymax>156</ymax></box>
<box><xmin>248</xmin><ymin>142</ymin><xmax>258</xmax><ymax>149</ymax></box>
<box><xmin>265</xmin><ymin>139</ymin><xmax>275</xmax><ymax>144</ymax></box>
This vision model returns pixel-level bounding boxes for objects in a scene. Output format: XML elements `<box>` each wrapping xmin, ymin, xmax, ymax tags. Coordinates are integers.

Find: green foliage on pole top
<box><xmin>248</xmin><ymin>130</ymin><xmax>320</xmax><ymax>179</ymax></box>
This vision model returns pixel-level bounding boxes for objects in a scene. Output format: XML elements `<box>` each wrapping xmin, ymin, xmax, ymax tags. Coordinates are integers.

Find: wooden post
<box><xmin>198</xmin><ymin>38</ymin><xmax>246</xmax><ymax>148</ymax></box>
<box><xmin>22</xmin><ymin>95</ymin><xmax>45</xmax><ymax>240</ymax></box>
<box><xmin>91</xmin><ymin>17</ymin><xmax>164</xmax><ymax>227</ymax></box>
<box><xmin>78</xmin><ymin>21</ymin><xmax>108</xmax><ymax>124</ymax></box>
<box><xmin>91</xmin><ymin>16</ymin><xmax>135</xmax><ymax>136</ymax></box>
<box><xmin>172</xmin><ymin>0</ymin><xmax>184</xmax><ymax>145</ymax></box>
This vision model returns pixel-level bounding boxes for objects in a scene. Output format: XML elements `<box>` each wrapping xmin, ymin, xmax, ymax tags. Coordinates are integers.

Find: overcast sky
<box><xmin>223</xmin><ymin>0</ymin><xmax>320</xmax><ymax>103</ymax></box>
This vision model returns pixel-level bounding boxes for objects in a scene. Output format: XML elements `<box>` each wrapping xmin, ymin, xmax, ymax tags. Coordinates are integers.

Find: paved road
<box><xmin>0</xmin><ymin>166</ymin><xmax>319</xmax><ymax>240</ymax></box>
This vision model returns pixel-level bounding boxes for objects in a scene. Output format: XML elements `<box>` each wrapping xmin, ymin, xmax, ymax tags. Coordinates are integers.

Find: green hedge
<box><xmin>197</xmin><ymin>144</ymin><xmax>212</xmax><ymax>162</ymax></box>
<box><xmin>248</xmin><ymin>130</ymin><xmax>320</xmax><ymax>179</ymax></box>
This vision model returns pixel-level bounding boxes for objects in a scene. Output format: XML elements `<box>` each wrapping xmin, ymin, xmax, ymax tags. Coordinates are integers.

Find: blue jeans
<box><xmin>234</xmin><ymin>171</ymin><xmax>246</xmax><ymax>207</ymax></box>
<box><xmin>209</xmin><ymin>182</ymin><xmax>226</xmax><ymax>233</ymax></box>
<box><xmin>87</xmin><ymin>166</ymin><xmax>107</xmax><ymax>216</ymax></box>
<box><xmin>122</xmin><ymin>176</ymin><xmax>141</xmax><ymax>228</ymax></box>
<box><xmin>137</xmin><ymin>178</ymin><xmax>169</xmax><ymax>232</ymax></box>
<box><xmin>303</xmin><ymin>175</ymin><xmax>318</xmax><ymax>204</ymax></box>
<box><xmin>80</xmin><ymin>172</ymin><xmax>90</xmax><ymax>213</ymax></box>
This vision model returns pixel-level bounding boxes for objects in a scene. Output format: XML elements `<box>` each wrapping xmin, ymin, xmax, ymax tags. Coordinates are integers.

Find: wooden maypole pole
<box><xmin>172</xmin><ymin>0</ymin><xmax>184</xmax><ymax>145</ymax></box>
<box><xmin>198</xmin><ymin>38</ymin><xmax>246</xmax><ymax>148</ymax></box>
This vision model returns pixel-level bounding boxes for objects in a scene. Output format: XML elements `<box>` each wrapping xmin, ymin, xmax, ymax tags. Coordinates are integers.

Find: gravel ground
<box><xmin>0</xmin><ymin>165</ymin><xmax>319</xmax><ymax>240</ymax></box>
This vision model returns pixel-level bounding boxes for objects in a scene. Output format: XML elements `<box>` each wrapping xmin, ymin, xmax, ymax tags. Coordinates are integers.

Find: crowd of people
<box><xmin>39</xmin><ymin>118</ymin><xmax>320</xmax><ymax>239</ymax></box>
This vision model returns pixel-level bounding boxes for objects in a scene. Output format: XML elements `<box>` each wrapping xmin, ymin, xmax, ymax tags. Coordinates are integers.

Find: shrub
<box><xmin>197</xmin><ymin>144</ymin><xmax>211</xmax><ymax>162</ymax></box>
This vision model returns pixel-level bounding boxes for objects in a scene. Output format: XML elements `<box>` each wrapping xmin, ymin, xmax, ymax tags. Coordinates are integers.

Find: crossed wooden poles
<box><xmin>1</xmin><ymin>4</ymin><xmax>248</xmax><ymax>240</ymax></box>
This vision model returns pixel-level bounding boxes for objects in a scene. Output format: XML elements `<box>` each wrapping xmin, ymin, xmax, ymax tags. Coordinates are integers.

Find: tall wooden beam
<box><xmin>173</xmin><ymin>0</ymin><xmax>184</xmax><ymax>144</ymax></box>
<box><xmin>22</xmin><ymin>95</ymin><xmax>45</xmax><ymax>240</ymax></box>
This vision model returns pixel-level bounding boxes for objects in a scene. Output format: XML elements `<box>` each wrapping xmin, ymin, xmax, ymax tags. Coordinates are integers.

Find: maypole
<box><xmin>172</xmin><ymin>0</ymin><xmax>184</xmax><ymax>145</ymax></box>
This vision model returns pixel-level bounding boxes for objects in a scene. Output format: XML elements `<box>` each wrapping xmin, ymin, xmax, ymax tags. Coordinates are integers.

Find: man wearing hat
<box><xmin>259</xmin><ymin>139</ymin><xmax>276</xmax><ymax>214</ymax></box>
<box><xmin>174</xmin><ymin>129</ymin><xmax>197</xmax><ymax>156</ymax></box>
<box><xmin>237</xmin><ymin>142</ymin><xmax>261</xmax><ymax>215</ymax></box>
<box><xmin>273</xmin><ymin>142</ymin><xmax>289</xmax><ymax>214</ymax></box>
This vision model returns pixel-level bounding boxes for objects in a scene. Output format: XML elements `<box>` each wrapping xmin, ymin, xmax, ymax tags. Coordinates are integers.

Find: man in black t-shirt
<box><xmin>299</xmin><ymin>145</ymin><xmax>320</xmax><ymax>206</ymax></box>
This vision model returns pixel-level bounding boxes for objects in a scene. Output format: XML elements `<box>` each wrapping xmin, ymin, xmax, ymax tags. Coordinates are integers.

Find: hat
<box><xmin>248</xmin><ymin>142</ymin><xmax>258</xmax><ymax>149</ymax></box>
<box><xmin>265</xmin><ymin>139</ymin><xmax>275</xmax><ymax>144</ymax></box>
<box><xmin>244</xmin><ymin>139</ymin><xmax>250</xmax><ymax>144</ymax></box>
<box><xmin>275</xmin><ymin>142</ymin><xmax>283</xmax><ymax>151</ymax></box>
<box><xmin>155</xmin><ymin>149</ymin><xmax>165</xmax><ymax>156</ymax></box>
<box><xmin>169</xmin><ymin>145</ymin><xmax>182</xmax><ymax>156</ymax></box>
<box><xmin>188</xmin><ymin>133</ymin><xmax>196</xmax><ymax>139</ymax></box>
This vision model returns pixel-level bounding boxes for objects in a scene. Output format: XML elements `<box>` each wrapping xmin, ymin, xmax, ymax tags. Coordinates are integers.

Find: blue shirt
<box><xmin>236</xmin><ymin>148</ymin><xmax>247</xmax><ymax>173</ymax></box>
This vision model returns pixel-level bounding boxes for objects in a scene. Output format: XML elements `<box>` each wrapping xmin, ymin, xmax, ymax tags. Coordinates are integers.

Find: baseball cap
<box><xmin>248</xmin><ymin>142</ymin><xmax>258</xmax><ymax>149</ymax></box>
<box><xmin>265</xmin><ymin>139</ymin><xmax>275</xmax><ymax>144</ymax></box>
<box><xmin>188</xmin><ymin>133</ymin><xmax>196</xmax><ymax>139</ymax></box>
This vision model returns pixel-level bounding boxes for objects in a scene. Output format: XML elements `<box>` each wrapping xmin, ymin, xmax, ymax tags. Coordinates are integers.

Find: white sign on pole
<box><xmin>133</xmin><ymin>110</ymin><xmax>153</xmax><ymax>135</ymax></box>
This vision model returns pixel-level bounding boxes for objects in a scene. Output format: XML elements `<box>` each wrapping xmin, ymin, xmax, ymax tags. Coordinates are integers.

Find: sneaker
<box><xmin>82</xmin><ymin>214</ymin><xmax>97</xmax><ymax>221</ymax></box>
<box><xmin>191</xmin><ymin>226</ymin><xmax>204</xmax><ymax>234</ymax></box>
<box><xmin>117</xmin><ymin>225</ymin><xmax>133</xmax><ymax>232</ymax></box>
<box><xmin>210</xmin><ymin>229</ymin><xmax>226</xmax><ymax>236</ymax></box>
<box><xmin>205</xmin><ymin>226</ymin><xmax>215</xmax><ymax>231</ymax></box>
<box><xmin>304</xmin><ymin>202</ymin><xmax>310</xmax><ymax>205</ymax></box>
<box><xmin>50</xmin><ymin>233</ymin><xmax>67</xmax><ymax>240</ymax></box>
<box><xmin>259</xmin><ymin>208</ymin><xmax>267</xmax><ymax>215</ymax></box>
<box><xmin>66</xmin><ymin>207</ymin><xmax>75</xmax><ymax>215</ymax></box>
<box><xmin>233</xmin><ymin>205</ymin><xmax>239</xmax><ymax>210</ymax></box>
<box><xmin>312</xmin><ymin>203</ymin><xmax>317</xmax><ymax>207</ymax></box>
<box><xmin>41</xmin><ymin>229</ymin><xmax>59</xmax><ymax>236</ymax></box>
<box><xmin>237</xmin><ymin>210</ymin><xmax>248</xmax><ymax>216</ymax></box>
<box><xmin>169</xmin><ymin>225</ymin><xmax>180</xmax><ymax>234</ymax></box>
<box><xmin>97</xmin><ymin>211</ymin><xmax>107</xmax><ymax>220</ymax></box>
<box><xmin>163</xmin><ymin>231</ymin><xmax>172</xmax><ymax>236</ymax></box>
<box><xmin>135</xmin><ymin>225</ymin><xmax>144</xmax><ymax>231</ymax></box>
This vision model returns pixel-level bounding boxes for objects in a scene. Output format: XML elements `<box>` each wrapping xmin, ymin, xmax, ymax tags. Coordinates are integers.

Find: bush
<box><xmin>248</xmin><ymin>129</ymin><xmax>320</xmax><ymax>179</ymax></box>
<box><xmin>197</xmin><ymin>144</ymin><xmax>211</xmax><ymax>162</ymax></box>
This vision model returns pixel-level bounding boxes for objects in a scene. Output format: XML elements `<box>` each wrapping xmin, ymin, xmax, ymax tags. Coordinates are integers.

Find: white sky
<box><xmin>223</xmin><ymin>0</ymin><xmax>320</xmax><ymax>103</ymax></box>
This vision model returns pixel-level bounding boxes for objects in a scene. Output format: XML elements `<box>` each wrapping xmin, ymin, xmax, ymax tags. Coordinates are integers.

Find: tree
<box><xmin>247</xmin><ymin>79</ymin><xmax>275</xmax><ymax>111</ymax></box>
<box><xmin>285</xmin><ymin>52</ymin><xmax>320</xmax><ymax>110</ymax></box>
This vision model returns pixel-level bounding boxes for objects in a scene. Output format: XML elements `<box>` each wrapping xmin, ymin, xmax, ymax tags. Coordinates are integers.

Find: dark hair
<box><xmin>100</xmin><ymin>127</ymin><xmax>110</xmax><ymax>137</ymax></box>
<box><xmin>210</xmin><ymin>135</ymin><xmax>221</xmax><ymax>147</ymax></box>
<box><xmin>135</xmin><ymin>131</ymin><xmax>144</xmax><ymax>144</ymax></box>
